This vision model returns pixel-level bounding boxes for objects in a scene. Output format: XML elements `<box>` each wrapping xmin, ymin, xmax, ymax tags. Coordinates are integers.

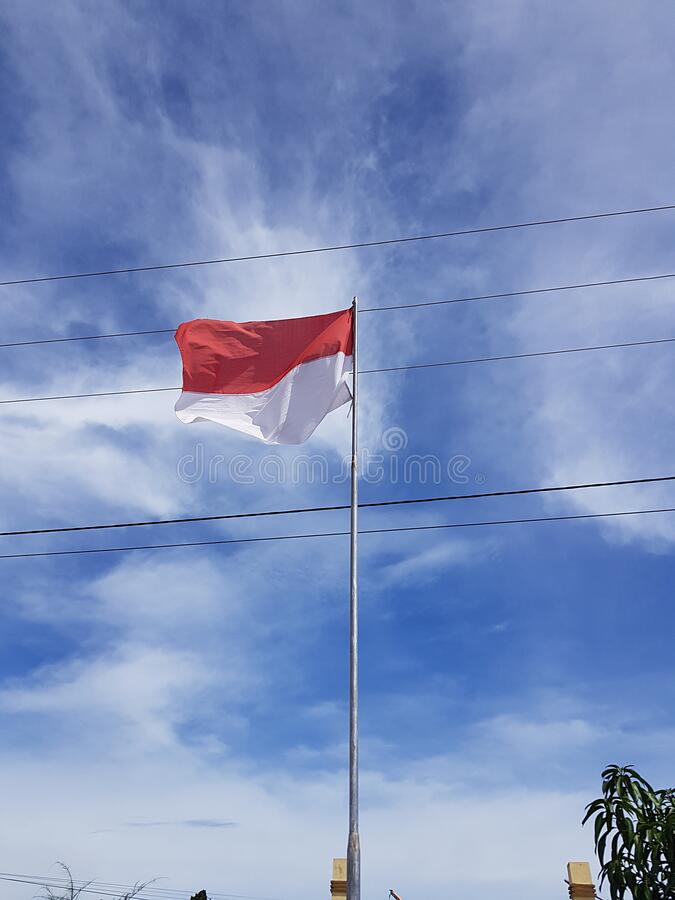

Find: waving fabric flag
<box><xmin>174</xmin><ymin>307</ymin><xmax>354</xmax><ymax>444</ymax></box>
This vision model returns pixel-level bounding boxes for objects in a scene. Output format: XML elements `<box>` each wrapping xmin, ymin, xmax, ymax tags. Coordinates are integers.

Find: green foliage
<box><xmin>583</xmin><ymin>765</ymin><xmax>675</xmax><ymax>900</ymax></box>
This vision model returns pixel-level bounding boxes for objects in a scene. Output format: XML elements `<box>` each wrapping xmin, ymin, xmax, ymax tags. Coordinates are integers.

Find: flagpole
<box><xmin>347</xmin><ymin>295</ymin><xmax>360</xmax><ymax>900</ymax></box>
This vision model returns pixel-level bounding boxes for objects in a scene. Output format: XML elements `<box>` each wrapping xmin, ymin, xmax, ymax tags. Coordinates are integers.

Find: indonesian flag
<box><xmin>174</xmin><ymin>307</ymin><xmax>354</xmax><ymax>444</ymax></box>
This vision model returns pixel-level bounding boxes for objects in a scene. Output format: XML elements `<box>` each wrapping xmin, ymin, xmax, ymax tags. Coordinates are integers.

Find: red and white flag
<box><xmin>174</xmin><ymin>307</ymin><xmax>354</xmax><ymax>444</ymax></box>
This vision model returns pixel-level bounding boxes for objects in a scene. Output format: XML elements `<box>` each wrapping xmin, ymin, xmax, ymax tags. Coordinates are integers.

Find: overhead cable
<box><xmin>1</xmin><ymin>506</ymin><xmax>673</xmax><ymax>560</ymax></box>
<box><xmin>2</xmin><ymin>474</ymin><xmax>674</xmax><ymax>538</ymax></box>
<box><xmin>2</xmin><ymin>334</ymin><xmax>674</xmax><ymax>405</ymax></box>
<box><xmin>0</xmin><ymin>874</ymin><xmax>278</xmax><ymax>900</ymax></box>
<box><xmin>3</xmin><ymin>269</ymin><xmax>675</xmax><ymax>349</ymax></box>
<box><xmin>2</xmin><ymin>201</ymin><xmax>675</xmax><ymax>287</ymax></box>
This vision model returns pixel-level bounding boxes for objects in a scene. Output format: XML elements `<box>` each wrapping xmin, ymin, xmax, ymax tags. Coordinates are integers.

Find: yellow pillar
<box><xmin>567</xmin><ymin>862</ymin><xmax>597</xmax><ymax>899</ymax></box>
<box><xmin>330</xmin><ymin>858</ymin><xmax>347</xmax><ymax>900</ymax></box>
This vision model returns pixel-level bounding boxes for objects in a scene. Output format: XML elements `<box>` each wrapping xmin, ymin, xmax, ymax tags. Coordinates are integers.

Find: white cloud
<box><xmin>0</xmin><ymin>644</ymin><xmax>211</xmax><ymax>746</ymax></box>
<box><xmin>477</xmin><ymin>714</ymin><xmax>604</xmax><ymax>755</ymax></box>
<box><xmin>2</xmin><ymin>5</ymin><xmax>675</xmax><ymax>900</ymax></box>
<box><xmin>438</xmin><ymin>0</ymin><xmax>675</xmax><ymax>548</ymax></box>
<box><xmin>0</xmin><ymin>745</ymin><xmax>596</xmax><ymax>900</ymax></box>
<box><xmin>379</xmin><ymin>536</ymin><xmax>494</xmax><ymax>585</ymax></box>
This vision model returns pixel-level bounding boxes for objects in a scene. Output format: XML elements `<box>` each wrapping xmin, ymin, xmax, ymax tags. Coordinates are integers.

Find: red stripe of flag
<box><xmin>175</xmin><ymin>307</ymin><xmax>353</xmax><ymax>395</ymax></box>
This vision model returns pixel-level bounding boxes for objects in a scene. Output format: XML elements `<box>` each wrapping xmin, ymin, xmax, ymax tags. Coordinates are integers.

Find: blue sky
<box><xmin>1</xmin><ymin>2</ymin><xmax>675</xmax><ymax>899</ymax></box>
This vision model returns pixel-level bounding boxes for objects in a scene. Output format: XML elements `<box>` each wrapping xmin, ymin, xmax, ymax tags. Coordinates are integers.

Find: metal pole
<box><xmin>347</xmin><ymin>296</ymin><xmax>360</xmax><ymax>900</ymax></box>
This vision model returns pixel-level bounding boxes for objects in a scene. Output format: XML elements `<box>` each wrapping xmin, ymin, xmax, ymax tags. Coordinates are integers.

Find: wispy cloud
<box><xmin>124</xmin><ymin>819</ymin><xmax>236</xmax><ymax>830</ymax></box>
<box><xmin>1</xmin><ymin>3</ymin><xmax>675</xmax><ymax>899</ymax></box>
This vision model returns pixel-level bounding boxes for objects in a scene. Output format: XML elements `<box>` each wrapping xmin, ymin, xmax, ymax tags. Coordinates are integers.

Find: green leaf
<box><xmin>588</xmin><ymin>764</ymin><xmax>673</xmax><ymax>900</ymax></box>
<box><xmin>594</xmin><ymin>811</ymin><xmax>607</xmax><ymax>845</ymax></box>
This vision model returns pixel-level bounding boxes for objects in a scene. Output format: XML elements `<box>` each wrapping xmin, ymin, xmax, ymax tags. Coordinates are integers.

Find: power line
<box><xmin>0</xmin><ymin>875</ymin><xmax>157</xmax><ymax>900</ymax></box>
<box><xmin>359</xmin><ymin>336</ymin><xmax>675</xmax><ymax>375</ymax></box>
<box><xmin>2</xmin><ymin>474</ymin><xmax>674</xmax><ymax>538</ymax></box>
<box><xmin>0</xmin><ymin>329</ymin><xmax>175</xmax><ymax>349</ymax></box>
<box><xmin>2</xmin><ymin>202</ymin><xmax>675</xmax><ymax>287</ymax></box>
<box><xmin>2</xmin><ymin>876</ymin><xmax>172</xmax><ymax>894</ymax></box>
<box><xmin>3</xmin><ymin>268</ymin><xmax>675</xmax><ymax>350</ymax></box>
<box><xmin>2</xmin><ymin>333</ymin><xmax>674</xmax><ymax>405</ymax></box>
<box><xmin>1</xmin><ymin>506</ymin><xmax>673</xmax><ymax>561</ymax></box>
<box><xmin>0</xmin><ymin>872</ymin><xmax>278</xmax><ymax>900</ymax></box>
<box><xmin>0</xmin><ymin>876</ymin><xmax>255</xmax><ymax>900</ymax></box>
<box><xmin>360</xmin><ymin>269</ymin><xmax>675</xmax><ymax>313</ymax></box>
<box><xmin>0</xmin><ymin>874</ymin><xmax>279</xmax><ymax>900</ymax></box>
<box><xmin>73</xmin><ymin>884</ymin><xmax>263</xmax><ymax>900</ymax></box>
<box><xmin>0</xmin><ymin>386</ymin><xmax>177</xmax><ymax>405</ymax></box>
